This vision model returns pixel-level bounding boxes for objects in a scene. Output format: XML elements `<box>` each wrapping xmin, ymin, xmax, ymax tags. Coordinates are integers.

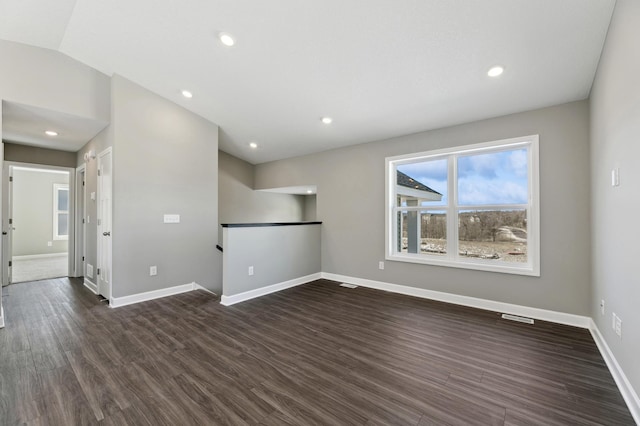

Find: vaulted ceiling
<box><xmin>0</xmin><ymin>0</ymin><xmax>615</xmax><ymax>163</ymax></box>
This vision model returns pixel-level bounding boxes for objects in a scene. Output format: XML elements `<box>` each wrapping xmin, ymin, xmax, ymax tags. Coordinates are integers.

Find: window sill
<box><xmin>386</xmin><ymin>253</ymin><xmax>540</xmax><ymax>277</ymax></box>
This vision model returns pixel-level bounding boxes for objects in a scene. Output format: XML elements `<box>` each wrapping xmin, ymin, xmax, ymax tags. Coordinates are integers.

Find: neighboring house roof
<box><xmin>397</xmin><ymin>170</ymin><xmax>442</xmax><ymax>196</ymax></box>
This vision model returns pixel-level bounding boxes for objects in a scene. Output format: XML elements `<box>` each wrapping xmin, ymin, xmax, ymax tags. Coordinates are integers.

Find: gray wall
<box><xmin>222</xmin><ymin>224</ymin><xmax>321</xmax><ymax>297</ymax></box>
<box><xmin>0</xmin><ymin>40</ymin><xmax>111</xmax><ymax>288</ymax></box>
<box><xmin>590</xmin><ymin>0</ymin><xmax>640</xmax><ymax>399</ymax></box>
<box><xmin>111</xmin><ymin>75</ymin><xmax>220</xmax><ymax>297</ymax></box>
<box><xmin>0</xmin><ymin>39</ymin><xmax>110</xmax><ymax>123</ymax></box>
<box><xmin>304</xmin><ymin>195</ymin><xmax>317</xmax><ymax>221</ymax></box>
<box><xmin>4</xmin><ymin>143</ymin><xmax>77</xmax><ymax>168</ymax></box>
<box><xmin>12</xmin><ymin>169</ymin><xmax>69</xmax><ymax>256</ymax></box>
<box><xmin>218</xmin><ymin>150</ymin><xmax>305</xmax><ymax>232</ymax></box>
<box><xmin>256</xmin><ymin>100</ymin><xmax>591</xmax><ymax>316</ymax></box>
<box><xmin>76</xmin><ymin>126</ymin><xmax>112</xmax><ymax>282</ymax></box>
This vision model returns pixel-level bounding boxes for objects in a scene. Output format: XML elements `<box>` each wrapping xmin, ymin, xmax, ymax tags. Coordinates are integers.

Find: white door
<box><xmin>1</xmin><ymin>156</ymin><xmax>11</xmax><ymax>287</ymax></box>
<box><xmin>0</xmin><ymin>144</ymin><xmax>4</xmax><ymax>287</ymax></box>
<box><xmin>75</xmin><ymin>167</ymin><xmax>86</xmax><ymax>278</ymax></box>
<box><xmin>97</xmin><ymin>149</ymin><xmax>112</xmax><ymax>300</ymax></box>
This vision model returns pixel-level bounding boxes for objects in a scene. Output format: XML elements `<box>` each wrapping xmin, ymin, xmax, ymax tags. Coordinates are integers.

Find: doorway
<box><xmin>2</xmin><ymin>163</ymin><xmax>75</xmax><ymax>284</ymax></box>
<box><xmin>96</xmin><ymin>148</ymin><xmax>112</xmax><ymax>300</ymax></box>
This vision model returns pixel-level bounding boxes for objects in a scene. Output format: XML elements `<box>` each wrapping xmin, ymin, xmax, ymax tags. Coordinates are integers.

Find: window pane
<box><xmin>58</xmin><ymin>213</ymin><xmax>69</xmax><ymax>236</ymax></box>
<box><xmin>457</xmin><ymin>149</ymin><xmax>528</xmax><ymax>205</ymax></box>
<box><xmin>397</xmin><ymin>210</ymin><xmax>447</xmax><ymax>255</ymax></box>
<box><xmin>458</xmin><ymin>209</ymin><xmax>527</xmax><ymax>263</ymax></box>
<box><xmin>420</xmin><ymin>211</ymin><xmax>447</xmax><ymax>255</ymax></box>
<box><xmin>58</xmin><ymin>188</ymin><xmax>69</xmax><ymax>211</ymax></box>
<box><xmin>397</xmin><ymin>159</ymin><xmax>447</xmax><ymax>207</ymax></box>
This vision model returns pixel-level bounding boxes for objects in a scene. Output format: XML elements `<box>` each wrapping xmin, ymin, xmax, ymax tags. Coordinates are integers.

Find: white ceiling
<box><xmin>2</xmin><ymin>101</ymin><xmax>109</xmax><ymax>152</ymax></box>
<box><xmin>0</xmin><ymin>0</ymin><xmax>615</xmax><ymax>164</ymax></box>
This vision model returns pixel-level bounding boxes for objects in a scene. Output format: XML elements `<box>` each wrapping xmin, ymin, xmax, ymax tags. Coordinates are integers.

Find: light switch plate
<box><xmin>164</xmin><ymin>214</ymin><xmax>180</xmax><ymax>224</ymax></box>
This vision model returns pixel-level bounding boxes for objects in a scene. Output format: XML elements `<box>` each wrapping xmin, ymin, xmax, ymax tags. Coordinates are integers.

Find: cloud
<box><xmin>506</xmin><ymin>149</ymin><xmax>528</xmax><ymax>178</ymax></box>
<box><xmin>458</xmin><ymin>152</ymin><xmax>499</xmax><ymax>179</ymax></box>
<box><xmin>458</xmin><ymin>178</ymin><xmax>528</xmax><ymax>205</ymax></box>
<box><xmin>398</xmin><ymin>159</ymin><xmax>447</xmax><ymax>181</ymax></box>
<box><xmin>397</xmin><ymin>148</ymin><xmax>528</xmax><ymax>205</ymax></box>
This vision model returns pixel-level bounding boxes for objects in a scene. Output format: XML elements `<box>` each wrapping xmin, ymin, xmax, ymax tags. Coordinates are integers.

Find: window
<box><xmin>53</xmin><ymin>184</ymin><xmax>69</xmax><ymax>240</ymax></box>
<box><xmin>386</xmin><ymin>135</ymin><xmax>539</xmax><ymax>276</ymax></box>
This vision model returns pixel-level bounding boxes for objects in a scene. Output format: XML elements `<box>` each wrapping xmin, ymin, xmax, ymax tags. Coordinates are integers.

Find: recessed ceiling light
<box><xmin>487</xmin><ymin>66</ymin><xmax>504</xmax><ymax>77</ymax></box>
<box><xmin>249</xmin><ymin>142</ymin><xmax>258</xmax><ymax>149</ymax></box>
<box><xmin>45</xmin><ymin>130</ymin><xmax>58</xmax><ymax>136</ymax></box>
<box><xmin>321</xmin><ymin>117</ymin><xmax>333</xmax><ymax>124</ymax></box>
<box><xmin>181</xmin><ymin>90</ymin><xmax>193</xmax><ymax>98</ymax></box>
<box><xmin>219</xmin><ymin>32</ymin><xmax>235</xmax><ymax>47</ymax></box>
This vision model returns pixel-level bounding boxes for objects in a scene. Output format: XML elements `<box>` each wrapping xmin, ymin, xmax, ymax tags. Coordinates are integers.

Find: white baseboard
<box><xmin>321</xmin><ymin>272</ymin><xmax>591</xmax><ymax>329</ymax></box>
<box><xmin>12</xmin><ymin>253</ymin><xmax>67</xmax><ymax>260</ymax></box>
<box><xmin>0</xmin><ymin>302</ymin><xmax>4</xmax><ymax>328</ymax></box>
<box><xmin>220</xmin><ymin>273</ymin><xmax>321</xmax><ymax>306</ymax></box>
<box><xmin>589</xmin><ymin>320</ymin><xmax>640</xmax><ymax>424</ymax></box>
<box><xmin>110</xmin><ymin>282</ymin><xmax>199</xmax><ymax>308</ymax></box>
<box><xmin>83</xmin><ymin>278</ymin><xmax>98</xmax><ymax>295</ymax></box>
<box><xmin>194</xmin><ymin>283</ymin><xmax>218</xmax><ymax>296</ymax></box>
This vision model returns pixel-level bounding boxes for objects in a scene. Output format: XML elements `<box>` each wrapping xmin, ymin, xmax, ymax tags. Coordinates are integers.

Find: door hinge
<box><xmin>83</xmin><ymin>180</ymin><xmax>85</xmax><ymax>186</ymax></box>
<box><xmin>98</xmin><ymin>169</ymin><xmax>101</xmax><ymax>176</ymax></box>
<box><xmin>82</xmin><ymin>218</ymin><xmax>85</xmax><ymax>224</ymax></box>
<box><xmin>82</xmin><ymin>256</ymin><xmax>85</xmax><ymax>261</ymax></box>
<box><xmin>8</xmin><ymin>261</ymin><xmax>12</xmax><ymax>267</ymax></box>
<box><xmin>97</xmin><ymin>268</ymin><xmax>101</xmax><ymax>275</ymax></box>
<box><xmin>8</xmin><ymin>218</ymin><xmax>12</xmax><ymax>225</ymax></box>
<box><xmin>9</xmin><ymin>176</ymin><xmax>13</xmax><ymax>182</ymax></box>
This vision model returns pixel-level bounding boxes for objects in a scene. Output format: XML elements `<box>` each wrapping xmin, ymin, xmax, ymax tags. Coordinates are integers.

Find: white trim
<box><xmin>4</xmin><ymin>161</ymin><xmax>75</xmax><ymax>284</ymax></box>
<box><xmin>53</xmin><ymin>183</ymin><xmax>70</xmax><ymax>241</ymax></box>
<box><xmin>0</xmin><ymin>302</ymin><xmax>4</xmax><ymax>328</ymax></box>
<box><xmin>74</xmin><ymin>164</ymin><xmax>86</xmax><ymax>278</ymax></box>
<box><xmin>194</xmin><ymin>283</ymin><xmax>217</xmax><ymax>296</ymax></box>
<box><xmin>12</xmin><ymin>166</ymin><xmax>69</xmax><ymax>175</ymax></box>
<box><xmin>96</xmin><ymin>147</ymin><xmax>112</xmax><ymax>300</ymax></box>
<box><xmin>321</xmin><ymin>272</ymin><xmax>590</xmax><ymax>328</ymax></box>
<box><xmin>12</xmin><ymin>253</ymin><xmax>68</xmax><ymax>260</ymax></box>
<box><xmin>83</xmin><ymin>278</ymin><xmax>98</xmax><ymax>295</ymax></box>
<box><xmin>385</xmin><ymin>135</ymin><xmax>540</xmax><ymax>277</ymax></box>
<box><xmin>589</xmin><ymin>320</ymin><xmax>640</xmax><ymax>424</ymax></box>
<box><xmin>220</xmin><ymin>273</ymin><xmax>321</xmax><ymax>306</ymax></box>
<box><xmin>110</xmin><ymin>282</ymin><xmax>198</xmax><ymax>308</ymax></box>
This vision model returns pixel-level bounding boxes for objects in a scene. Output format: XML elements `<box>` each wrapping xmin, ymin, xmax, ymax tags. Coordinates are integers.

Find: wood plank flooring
<box><xmin>0</xmin><ymin>278</ymin><xmax>634</xmax><ymax>425</ymax></box>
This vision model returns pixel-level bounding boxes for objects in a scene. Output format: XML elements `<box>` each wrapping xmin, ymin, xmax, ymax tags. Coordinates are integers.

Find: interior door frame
<box><xmin>74</xmin><ymin>164</ymin><xmax>86</xmax><ymax>278</ymax></box>
<box><xmin>96</xmin><ymin>147</ymin><xmax>112</xmax><ymax>302</ymax></box>
<box><xmin>0</xmin><ymin>142</ymin><xmax>3</xmax><ymax>327</ymax></box>
<box><xmin>2</xmin><ymin>161</ymin><xmax>76</xmax><ymax>285</ymax></box>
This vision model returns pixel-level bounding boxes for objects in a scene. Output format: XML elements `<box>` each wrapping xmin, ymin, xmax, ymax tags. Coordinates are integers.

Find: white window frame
<box><xmin>385</xmin><ymin>135</ymin><xmax>540</xmax><ymax>276</ymax></box>
<box><xmin>53</xmin><ymin>183</ymin><xmax>69</xmax><ymax>241</ymax></box>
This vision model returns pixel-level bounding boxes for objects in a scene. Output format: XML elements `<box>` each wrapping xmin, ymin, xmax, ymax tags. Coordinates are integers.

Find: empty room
<box><xmin>0</xmin><ymin>0</ymin><xmax>638</xmax><ymax>425</ymax></box>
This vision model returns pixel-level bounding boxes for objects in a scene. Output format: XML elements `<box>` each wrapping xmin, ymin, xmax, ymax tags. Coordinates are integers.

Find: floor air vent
<box><xmin>501</xmin><ymin>313</ymin><xmax>534</xmax><ymax>324</ymax></box>
<box><xmin>339</xmin><ymin>283</ymin><xmax>358</xmax><ymax>289</ymax></box>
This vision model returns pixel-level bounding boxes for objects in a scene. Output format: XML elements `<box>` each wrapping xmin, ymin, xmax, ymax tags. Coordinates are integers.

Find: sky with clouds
<box><xmin>398</xmin><ymin>148</ymin><xmax>528</xmax><ymax>206</ymax></box>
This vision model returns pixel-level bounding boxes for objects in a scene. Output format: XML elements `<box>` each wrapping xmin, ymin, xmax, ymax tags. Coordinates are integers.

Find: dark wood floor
<box><xmin>0</xmin><ymin>278</ymin><xmax>634</xmax><ymax>425</ymax></box>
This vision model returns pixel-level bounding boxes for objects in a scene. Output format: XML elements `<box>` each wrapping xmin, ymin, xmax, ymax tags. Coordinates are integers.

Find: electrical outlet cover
<box><xmin>615</xmin><ymin>317</ymin><xmax>622</xmax><ymax>337</ymax></box>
